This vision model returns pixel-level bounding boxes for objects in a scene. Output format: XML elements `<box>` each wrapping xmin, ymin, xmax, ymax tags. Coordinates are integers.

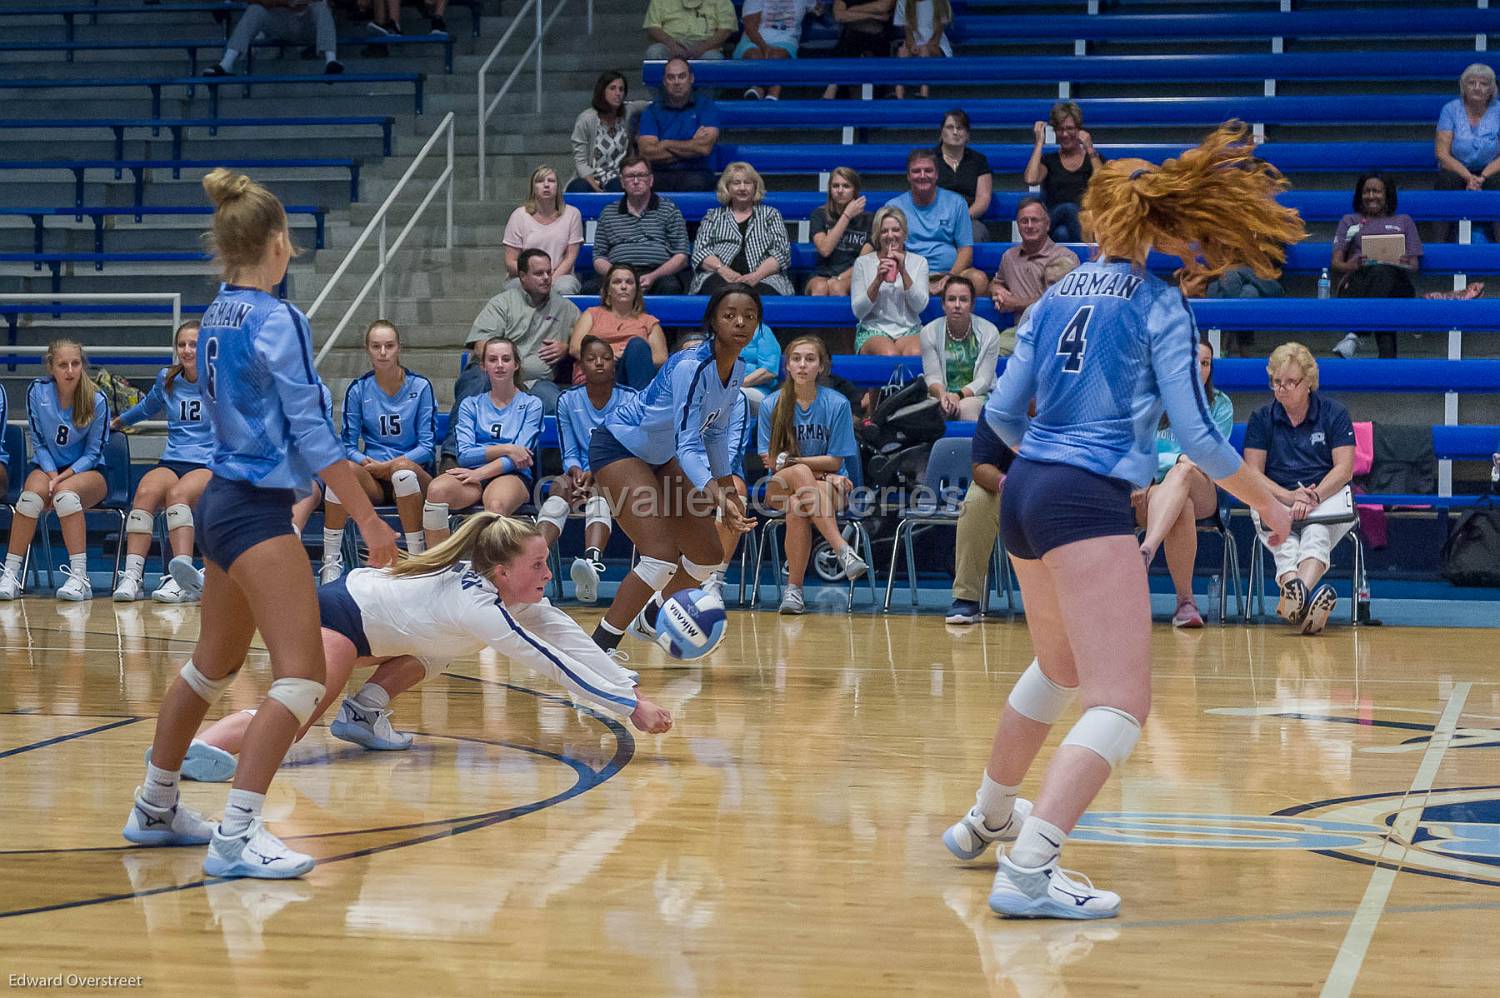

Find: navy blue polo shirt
<box><xmin>638</xmin><ymin>94</ymin><xmax>721</xmax><ymax>173</ymax></box>
<box><xmin>972</xmin><ymin>416</ymin><xmax>1016</xmax><ymax>476</ymax></box>
<box><xmin>1243</xmin><ymin>392</ymin><xmax>1355</xmax><ymax>490</ymax></box>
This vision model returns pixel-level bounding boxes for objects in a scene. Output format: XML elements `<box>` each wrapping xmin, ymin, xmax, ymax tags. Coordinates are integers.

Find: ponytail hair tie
<box><xmin>1129</xmin><ymin>168</ymin><xmax>1151</xmax><ymax>181</ymax></box>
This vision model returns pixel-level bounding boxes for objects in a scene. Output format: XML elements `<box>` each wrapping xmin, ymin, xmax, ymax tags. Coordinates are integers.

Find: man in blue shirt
<box><xmin>637</xmin><ymin>58</ymin><xmax>721</xmax><ymax>192</ymax></box>
<box><xmin>947</xmin><ymin>415</ymin><xmax>1015</xmax><ymax>624</ymax></box>
<box><xmin>889</xmin><ymin>149</ymin><xmax>990</xmax><ymax>298</ymax></box>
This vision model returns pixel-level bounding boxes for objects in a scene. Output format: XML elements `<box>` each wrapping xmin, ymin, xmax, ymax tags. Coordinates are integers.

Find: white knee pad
<box><xmin>323</xmin><ymin>483</ymin><xmax>341</xmax><ymax>505</ymax></box>
<box><xmin>681</xmin><ymin>556</ymin><xmax>727</xmax><ymax>584</ymax></box>
<box><xmin>126</xmin><ymin>508</ymin><xmax>154</xmax><ymax>535</ymax></box>
<box><xmin>391</xmin><ymin>468</ymin><xmax>422</xmax><ymax>498</ymax></box>
<box><xmin>539</xmin><ymin>494</ymin><xmax>569</xmax><ymax>532</ymax></box>
<box><xmin>631</xmin><ymin>555</ymin><xmax>677</xmax><ymax>591</ymax></box>
<box><xmin>164</xmin><ymin>503</ymin><xmax>193</xmax><ymax>532</ymax></box>
<box><xmin>584</xmin><ymin>494</ymin><xmax>611</xmax><ymax>531</ymax></box>
<box><xmin>1060</xmin><ymin>706</ymin><xmax>1142</xmax><ymax>771</ymax></box>
<box><xmin>14</xmin><ymin>490</ymin><xmax>44</xmax><ymax>519</ymax></box>
<box><xmin>1007</xmin><ymin>659</ymin><xmax>1078</xmax><ymax>725</ymax></box>
<box><xmin>422</xmin><ymin>500</ymin><xmax>449</xmax><ymax>532</ymax></box>
<box><xmin>266</xmin><ymin>676</ymin><xmax>325</xmax><ymax>726</ymax></box>
<box><xmin>180</xmin><ymin>659</ymin><xmax>236</xmax><ymax>704</ymax></box>
<box><xmin>53</xmin><ymin>491</ymin><xmax>83</xmax><ymax>517</ymax></box>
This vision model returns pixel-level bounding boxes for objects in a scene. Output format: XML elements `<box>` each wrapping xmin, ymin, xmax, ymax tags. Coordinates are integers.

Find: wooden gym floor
<box><xmin>1</xmin><ymin>598</ymin><xmax>1498</xmax><ymax>995</ymax></box>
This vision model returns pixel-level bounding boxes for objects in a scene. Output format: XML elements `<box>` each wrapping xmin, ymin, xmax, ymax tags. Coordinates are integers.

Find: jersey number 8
<box><xmin>1057</xmin><ymin>305</ymin><xmax>1093</xmax><ymax>374</ymax></box>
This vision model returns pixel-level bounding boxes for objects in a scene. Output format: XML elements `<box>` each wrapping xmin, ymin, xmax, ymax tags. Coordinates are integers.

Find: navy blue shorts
<box><xmin>589</xmin><ymin>426</ymin><xmax>652</xmax><ymax>475</ymax></box>
<box><xmin>197</xmin><ymin>476</ymin><xmax>295</xmax><ymax>571</ymax></box>
<box><xmin>155</xmin><ymin>460</ymin><xmax>209</xmax><ymax>478</ymax></box>
<box><xmin>1000</xmin><ymin>457</ymin><xmax>1136</xmax><ymax>561</ymax></box>
<box><xmin>317</xmin><ymin>575</ymin><xmax>371</xmax><ymax>658</ymax></box>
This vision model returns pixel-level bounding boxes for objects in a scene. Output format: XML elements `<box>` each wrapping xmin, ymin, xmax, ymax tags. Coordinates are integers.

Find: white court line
<box><xmin>1319</xmin><ymin>682</ymin><xmax>1471</xmax><ymax>998</ymax></box>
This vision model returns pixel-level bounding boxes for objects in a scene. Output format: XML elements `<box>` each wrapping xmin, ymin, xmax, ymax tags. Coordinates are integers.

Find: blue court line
<box><xmin>1123</xmin><ymin>899</ymin><xmax>1500</xmax><ymax>931</ymax></box>
<box><xmin>0</xmin><ymin>716</ymin><xmax>141</xmax><ymax>759</ymax></box>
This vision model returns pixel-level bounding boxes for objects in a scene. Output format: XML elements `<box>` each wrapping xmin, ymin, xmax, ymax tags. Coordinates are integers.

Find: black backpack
<box><xmin>1440</xmin><ymin>504</ymin><xmax>1500</xmax><ymax>587</ymax></box>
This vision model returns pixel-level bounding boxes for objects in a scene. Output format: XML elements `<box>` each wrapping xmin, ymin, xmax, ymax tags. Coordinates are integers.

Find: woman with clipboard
<box><xmin>1330</xmin><ymin>172</ymin><xmax>1423</xmax><ymax>359</ymax></box>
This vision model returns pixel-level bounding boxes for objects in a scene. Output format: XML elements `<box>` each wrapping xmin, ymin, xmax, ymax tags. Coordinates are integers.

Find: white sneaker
<box><xmin>943</xmin><ymin>797</ymin><xmax>1034</xmax><ymax>861</ymax></box>
<box><xmin>122</xmin><ymin>788</ymin><xmax>215</xmax><ymax>846</ymax></box>
<box><xmin>204</xmin><ymin>820</ymin><xmax>314</xmax><ymax>880</ymax></box>
<box><xmin>319</xmin><ymin>557</ymin><xmax>343</xmax><ymax>585</ymax></box>
<box><xmin>779</xmin><ymin>586</ymin><xmax>805</xmax><ymax>615</ymax></box>
<box><xmin>55</xmin><ymin>565</ymin><xmax>92</xmax><ymax>601</ymax></box>
<box><xmin>1332</xmin><ymin>332</ymin><xmax>1359</xmax><ymax>359</ymax></box>
<box><xmin>626</xmin><ymin>601</ymin><xmax>658</xmax><ymax>642</ymax></box>
<box><xmin>152</xmin><ymin>576</ymin><xmax>191</xmax><ymax>603</ymax></box>
<box><xmin>112</xmin><ymin>572</ymin><xmax>145</xmax><ymax>602</ymax></box>
<box><xmin>0</xmin><ymin>569</ymin><xmax>20</xmax><ymax>601</ymax></box>
<box><xmin>988</xmin><ymin>854</ymin><xmax>1121</xmax><ymax>920</ymax></box>
<box><xmin>328</xmin><ymin>698</ymin><xmax>414</xmax><ymax>750</ymax></box>
<box><xmin>838</xmin><ymin>545</ymin><xmax>868</xmax><ymax>581</ymax></box>
<box><xmin>570</xmin><ymin>557</ymin><xmax>602</xmax><ymax>604</ymax></box>
<box><xmin>167</xmin><ymin>554</ymin><xmax>204</xmax><ymax>599</ymax></box>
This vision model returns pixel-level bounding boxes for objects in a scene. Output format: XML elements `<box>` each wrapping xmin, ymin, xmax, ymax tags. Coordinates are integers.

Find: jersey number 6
<box><xmin>1057</xmin><ymin>305</ymin><xmax>1093</xmax><ymax>374</ymax></box>
<box><xmin>203</xmin><ymin>337</ymin><xmax>220</xmax><ymax>402</ymax></box>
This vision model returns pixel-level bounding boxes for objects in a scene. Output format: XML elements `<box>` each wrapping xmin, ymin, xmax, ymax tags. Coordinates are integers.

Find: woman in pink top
<box><xmin>503</xmin><ymin>164</ymin><xmax>584</xmax><ymax>294</ymax></box>
<box><xmin>568</xmin><ymin>263</ymin><xmax>669</xmax><ymax>389</ymax></box>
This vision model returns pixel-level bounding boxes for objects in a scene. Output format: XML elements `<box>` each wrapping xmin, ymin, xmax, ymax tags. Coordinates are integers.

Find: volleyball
<box><xmin>655</xmin><ymin>588</ymin><xmax>728</xmax><ymax>661</ymax></box>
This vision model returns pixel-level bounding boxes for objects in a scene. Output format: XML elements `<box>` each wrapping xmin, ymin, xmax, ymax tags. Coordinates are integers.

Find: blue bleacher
<box><xmin>0</xmin><ymin>205</ymin><xmax>327</xmax><ymax>254</ymax></box>
<box><xmin>0</xmin><ymin>116</ymin><xmax>395</xmax><ymax>162</ymax></box>
<box><xmin>947</xmin><ymin>9</ymin><xmax>1500</xmax><ymax>43</ymax></box>
<box><xmin>0</xmin><ymin>157</ymin><xmax>361</xmax><ymax>209</ymax></box>
<box><xmin>0</xmin><ymin>74</ymin><xmax>425</xmax><ymax>120</ymax></box>
<box><xmin>0</xmin><ymin>1</ymin><xmax>485</xmax><ymax>39</ymax></box>
<box><xmin>0</xmin><ymin>34</ymin><xmax>455</xmax><ymax>74</ymax></box>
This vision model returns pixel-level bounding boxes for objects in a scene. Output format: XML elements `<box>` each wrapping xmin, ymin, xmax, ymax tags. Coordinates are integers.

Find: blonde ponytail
<box><xmin>45</xmin><ymin>339</ymin><xmax>100</xmax><ymax>429</ymax></box>
<box><xmin>388</xmin><ymin>512</ymin><xmax>542</xmax><ymax>580</ymax></box>
<box><xmin>1080</xmin><ymin>121</ymin><xmax>1306</xmax><ymax>296</ymax></box>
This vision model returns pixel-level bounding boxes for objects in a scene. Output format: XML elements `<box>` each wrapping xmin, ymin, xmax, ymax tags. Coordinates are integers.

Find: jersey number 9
<box><xmin>1058</xmin><ymin>305</ymin><xmax>1093</xmax><ymax>374</ymax></box>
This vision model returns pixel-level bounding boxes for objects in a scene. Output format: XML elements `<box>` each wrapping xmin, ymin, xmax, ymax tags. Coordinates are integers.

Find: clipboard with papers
<box><xmin>1299</xmin><ymin>485</ymin><xmax>1355</xmax><ymax>525</ymax></box>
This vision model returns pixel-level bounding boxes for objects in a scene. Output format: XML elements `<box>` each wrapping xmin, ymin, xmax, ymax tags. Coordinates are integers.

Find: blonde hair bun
<box><xmin>202</xmin><ymin>167</ymin><xmax>253</xmax><ymax>207</ymax></box>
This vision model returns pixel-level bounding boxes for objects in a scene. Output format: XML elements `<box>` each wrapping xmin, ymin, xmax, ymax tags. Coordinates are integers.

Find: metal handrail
<box><xmin>476</xmin><ymin>0</ymin><xmax>592</xmax><ymax>200</ymax></box>
<box><xmin>307</xmin><ymin>111</ymin><xmax>456</xmax><ymax>368</ymax></box>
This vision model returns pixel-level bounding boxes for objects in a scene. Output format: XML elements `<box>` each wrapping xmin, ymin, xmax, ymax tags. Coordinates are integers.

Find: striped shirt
<box><xmin>593</xmin><ymin>194</ymin><xmax>690</xmax><ymax>272</ymax></box>
<box><xmin>689</xmin><ymin>203</ymin><xmax>794</xmax><ymax>295</ymax></box>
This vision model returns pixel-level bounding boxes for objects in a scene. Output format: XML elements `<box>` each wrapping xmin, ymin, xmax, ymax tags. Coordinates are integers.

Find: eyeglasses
<box><xmin>621</xmin><ymin>173</ymin><xmax>650</xmax><ymax>182</ymax></box>
<box><xmin>1271</xmin><ymin>377</ymin><xmax>1304</xmax><ymax>392</ymax></box>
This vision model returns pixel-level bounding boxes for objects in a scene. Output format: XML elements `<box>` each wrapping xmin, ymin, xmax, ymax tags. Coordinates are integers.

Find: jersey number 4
<box><xmin>1057</xmin><ymin>305</ymin><xmax>1093</xmax><ymax>374</ymax></box>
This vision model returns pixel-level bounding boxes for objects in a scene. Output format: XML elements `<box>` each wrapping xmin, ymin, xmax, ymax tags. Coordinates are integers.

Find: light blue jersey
<box><xmin>27</xmin><ymin>378</ymin><xmax>109</xmax><ymax>475</ymax></box>
<box><xmin>757</xmin><ymin>386</ymin><xmax>858</xmax><ymax>477</ymax></box>
<box><xmin>197</xmin><ymin>284</ymin><xmax>344</xmax><ymax>492</ymax></box>
<box><xmin>341</xmin><ymin>369</ymin><xmax>437</xmax><ymax>468</ymax></box>
<box><xmin>557</xmin><ymin>383</ymin><xmax>637</xmax><ymax>474</ymax></box>
<box><xmin>455</xmin><ymin>391</ymin><xmax>544</xmax><ymax>473</ymax></box>
<box><xmin>0</xmin><ymin>389</ymin><xmax>8</xmax><ymax>469</ymax></box>
<box><xmin>117</xmin><ymin>367</ymin><xmax>213</xmax><ymax>466</ymax></box>
<box><xmin>604</xmin><ymin>341</ymin><xmax>745</xmax><ymax>490</ymax></box>
<box><xmin>985</xmin><ymin>260</ymin><xmax>1241</xmax><ymax>489</ymax></box>
<box><xmin>728</xmin><ymin>390</ymin><xmax>752</xmax><ymax>480</ymax></box>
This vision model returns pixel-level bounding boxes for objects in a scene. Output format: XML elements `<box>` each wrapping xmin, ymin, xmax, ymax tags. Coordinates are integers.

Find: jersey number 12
<box><xmin>1057</xmin><ymin>305</ymin><xmax>1093</xmax><ymax>374</ymax></box>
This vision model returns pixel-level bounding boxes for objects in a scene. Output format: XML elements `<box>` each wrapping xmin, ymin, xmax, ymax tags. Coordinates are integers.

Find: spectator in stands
<box><xmin>934</xmin><ymin>109</ymin><xmax>993</xmax><ymax>242</ymax></box>
<box><xmin>739</xmin><ymin>319</ymin><xmax>784</xmax><ymax>414</ymax></box>
<box><xmin>1133</xmin><ymin>337</ymin><xmax>1234</xmax><ymax>629</ymax></box>
<box><xmin>690</xmin><ymin>161</ymin><xmax>794</xmax><ymax>295</ymax></box>
<box><xmin>821</xmin><ymin>0</ymin><xmax>895</xmax><ymax>100</ymax></box>
<box><xmin>735</xmin><ymin>0</ymin><xmax>820</xmax><ymax>101</ymax></box>
<box><xmin>638</xmin><ymin>58</ymin><xmax>722</xmax><ymax>192</ymax></box>
<box><xmin>851</xmin><ymin>204</ymin><xmax>928</xmax><ymax>356</ymax></box>
<box><xmin>425</xmin><ymin>336</ymin><xmax>543</xmax><ymax>549</ymax></box>
<box><xmin>1024</xmin><ymin>101</ymin><xmax>1103</xmax><ymax>244</ymax></box>
<box><xmin>591</xmin><ymin>156</ymin><xmax>692</xmax><ymax>294</ymax></box>
<box><xmin>990</xmin><ymin>196</ymin><xmax>1079</xmax><ymax>317</ymax></box>
<box><xmin>568</xmin><ymin>264</ymin><xmax>668</xmax><ymax>390</ymax></box>
<box><xmin>890</xmin><ymin>148</ymin><xmax>988</xmax><ymax>296</ymax></box>
<box><xmin>1204</xmin><ymin>262</ymin><xmax>1285</xmax><ymax>358</ymax></box>
<box><xmin>1243</xmin><ymin>342</ymin><xmax>1356</xmax><ymax>637</ymax></box>
<box><xmin>570</xmin><ymin>71</ymin><xmax>644</xmax><ymax>195</ymax></box>
<box><xmin>1435</xmin><ymin>65</ymin><xmax>1500</xmax><ymax>216</ymax></box>
<box><xmin>504</xmin><ymin>165</ymin><xmax>584</xmax><ymax>296</ymax></box>
<box><xmin>808</xmin><ymin>166</ymin><xmax>871</xmax><ymax>296</ymax></box>
<box><xmin>363</xmin><ymin>0</ymin><xmax>447</xmax><ymax>35</ymax></box>
<box><xmin>920</xmin><ymin>276</ymin><xmax>1000</xmax><ymax>421</ymax></box>
<box><xmin>758</xmin><ymin>336</ymin><xmax>867</xmax><ymax>614</ymax></box>
<box><xmin>205</xmin><ymin>0</ymin><xmax>343</xmax><ymax>76</ymax></box>
<box><xmin>465</xmin><ymin>248</ymin><xmax>578</xmax><ymax>416</ymax></box>
<box><xmin>893</xmin><ymin>0</ymin><xmax>951</xmax><ymax>100</ymax></box>
<box><xmin>945</xmin><ymin>414</ymin><xmax>1014</xmax><ymax>625</ymax></box>
<box><xmin>644</xmin><ymin>0</ymin><xmax>736</xmax><ymax>62</ymax></box>
<box><xmin>1330</xmin><ymin>172</ymin><xmax>1421</xmax><ymax>360</ymax></box>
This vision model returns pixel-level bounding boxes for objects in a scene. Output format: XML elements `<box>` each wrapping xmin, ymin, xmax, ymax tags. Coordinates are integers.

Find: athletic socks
<box><xmin>219</xmin><ymin>788</ymin><xmax>267</xmax><ymax>838</ymax></box>
<box><xmin>4</xmin><ymin>553</ymin><xmax>23</xmax><ymax>579</ymax></box>
<box><xmin>322</xmin><ymin>528</ymin><xmax>344</xmax><ymax>562</ymax></box>
<box><xmin>123</xmin><ymin>554</ymin><xmax>146</xmax><ymax>579</ymax></box>
<box><xmin>69</xmin><ymin>553</ymin><xmax>88</xmax><ymax>577</ymax></box>
<box><xmin>1010</xmin><ymin>815</ymin><xmax>1068</xmax><ymax>870</ymax></box>
<box><xmin>352</xmin><ymin>683</ymin><xmax>390</xmax><ymax>710</ymax></box>
<box><xmin>142</xmin><ymin>763</ymin><xmax>180</xmax><ymax>808</ymax></box>
<box><xmin>403</xmin><ymin>531</ymin><xmax>426</xmax><ymax>555</ymax></box>
<box><xmin>975</xmin><ymin>773</ymin><xmax>1021</xmax><ymax>829</ymax></box>
<box><xmin>593</xmin><ymin>619</ymin><xmax>624</xmax><ymax>652</ymax></box>
<box><xmin>584</xmin><ymin>546</ymin><xmax>603</xmax><ymax>566</ymax></box>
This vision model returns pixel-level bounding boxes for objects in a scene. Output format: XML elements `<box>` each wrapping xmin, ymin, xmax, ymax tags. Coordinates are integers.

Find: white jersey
<box><xmin>342</xmin><ymin>563</ymin><xmax>639</xmax><ymax>719</ymax></box>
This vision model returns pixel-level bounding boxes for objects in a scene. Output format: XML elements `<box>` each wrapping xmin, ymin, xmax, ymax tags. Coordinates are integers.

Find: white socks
<box><xmin>1010</xmin><ymin>815</ymin><xmax>1068</xmax><ymax>870</ymax></box>
<box><xmin>142</xmin><ymin>762</ymin><xmax>180</xmax><ymax>808</ymax></box>
<box><xmin>3</xmin><ymin>553</ymin><xmax>21</xmax><ymax>579</ymax></box>
<box><xmin>124</xmin><ymin>554</ymin><xmax>146</xmax><ymax>579</ymax></box>
<box><xmin>220</xmin><ymin>788</ymin><xmax>266</xmax><ymax>837</ymax></box>
<box><xmin>323</xmin><ymin>528</ymin><xmax>343</xmax><ymax>564</ymax></box>
<box><xmin>975</xmin><ymin>773</ymin><xmax>1020</xmax><ymax>830</ymax></box>
<box><xmin>353</xmin><ymin>683</ymin><xmax>390</xmax><ymax>710</ymax></box>
<box><xmin>69</xmin><ymin>553</ymin><xmax>88</xmax><ymax>577</ymax></box>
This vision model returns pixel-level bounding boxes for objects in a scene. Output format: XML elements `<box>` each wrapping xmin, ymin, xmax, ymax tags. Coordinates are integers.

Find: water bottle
<box><xmin>1317</xmin><ymin>269</ymin><xmax>1331</xmax><ymax>300</ymax></box>
<box><xmin>1206</xmin><ymin>574</ymin><xmax>1221</xmax><ymax>624</ymax></box>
